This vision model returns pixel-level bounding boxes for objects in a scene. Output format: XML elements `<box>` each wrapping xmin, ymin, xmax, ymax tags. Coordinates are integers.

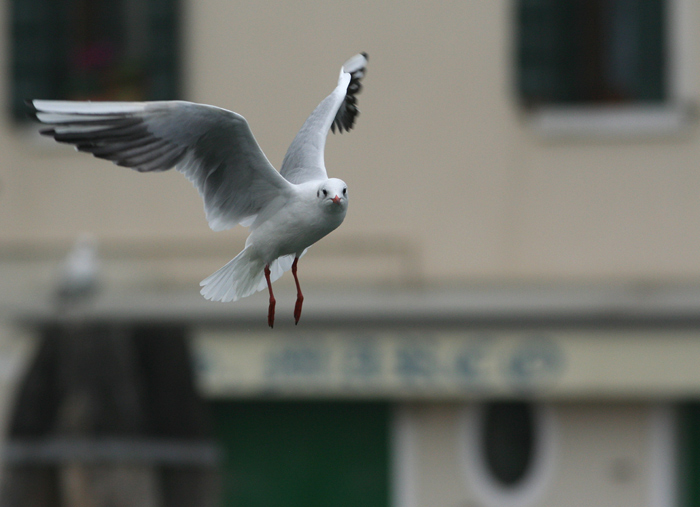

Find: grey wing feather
<box><xmin>280</xmin><ymin>53</ymin><xmax>367</xmax><ymax>184</ymax></box>
<box><xmin>29</xmin><ymin>100</ymin><xmax>292</xmax><ymax>231</ymax></box>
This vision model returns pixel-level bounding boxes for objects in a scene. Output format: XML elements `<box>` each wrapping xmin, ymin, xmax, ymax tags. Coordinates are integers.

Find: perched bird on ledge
<box><xmin>29</xmin><ymin>53</ymin><xmax>368</xmax><ymax>328</ymax></box>
<box><xmin>54</xmin><ymin>233</ymin><xmax>100</xmax><ymax>313</ymax></box>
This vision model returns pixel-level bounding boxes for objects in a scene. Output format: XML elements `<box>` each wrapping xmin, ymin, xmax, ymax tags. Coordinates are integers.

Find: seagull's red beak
<box><xmin>332</xmin><ymin>195</ymin><xmax>341</xmax><ymax>204</ymax></box>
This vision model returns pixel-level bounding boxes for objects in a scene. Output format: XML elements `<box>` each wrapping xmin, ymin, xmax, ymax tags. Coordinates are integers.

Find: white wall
<box><xmin>393</xmin><ymin>402</ymin><xmax>675</xmax><ymax>507</ymax></box>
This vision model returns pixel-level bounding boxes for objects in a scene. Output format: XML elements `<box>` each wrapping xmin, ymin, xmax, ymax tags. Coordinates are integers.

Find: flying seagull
<box><xmin>29</xmin><ymin>52</ymin><xmax>368</xmax><ymax>327</ymax></box>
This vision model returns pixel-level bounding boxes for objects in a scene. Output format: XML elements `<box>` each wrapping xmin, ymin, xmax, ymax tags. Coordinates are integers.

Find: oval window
<box><xmin>482</xmin><ymin>402</ymin><xmax>535</xmax><ymax>486</ymax></box>
<box><xmin>460</xmin><ymin>403</ymin><xmax>557</xmax><ymax>507</ymax></box>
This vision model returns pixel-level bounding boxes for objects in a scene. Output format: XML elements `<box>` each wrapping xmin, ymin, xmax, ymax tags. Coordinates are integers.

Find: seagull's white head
<box><xmin>317</xmin><ymin>178</ymin><xmax>348</xmax><ymax>213</ymax></box>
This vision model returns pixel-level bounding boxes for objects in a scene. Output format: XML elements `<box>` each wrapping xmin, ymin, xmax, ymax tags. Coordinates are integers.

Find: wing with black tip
<box><xmin>29</xmin><ymin>99</ymin><xmax>292</xmax><ymax>231</ymax></box>
<box><xmin>279</xmin><ymin>53</ymin><xmax>368</xmax><ymax>184</ymax></box>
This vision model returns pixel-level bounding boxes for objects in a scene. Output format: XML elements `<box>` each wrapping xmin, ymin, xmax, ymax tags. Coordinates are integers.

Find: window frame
<box><xmin>518</xmin><ymin>0</ymin><xmax>696</xmax><ymax>139</ymax></box>
<box><xmin>9</xmin><ymin>0</ymin><xmax>182</xmax><ymax>123</ymax></box>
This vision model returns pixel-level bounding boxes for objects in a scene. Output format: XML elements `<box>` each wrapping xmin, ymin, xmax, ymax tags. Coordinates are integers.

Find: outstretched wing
<box><xmin>279</xmin><ymin>52</ymin><xmax>368</xmax><ymax>185</ymax></box>
<box><xmin>29</xmin><ymin>100</ymin><xmax>293</xmax><ymax>231</ymax></box>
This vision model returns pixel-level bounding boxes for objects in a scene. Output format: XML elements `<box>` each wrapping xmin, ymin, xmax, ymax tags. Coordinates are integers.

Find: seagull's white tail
<box><xmin>199</xmin><ymin>248</ymin><xmax>296</xmax><ymax>303</ymax></box>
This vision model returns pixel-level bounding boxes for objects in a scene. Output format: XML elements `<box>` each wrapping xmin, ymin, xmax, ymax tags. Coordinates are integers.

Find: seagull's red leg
<box><xmin>292</xmin><ymin>257</ymin><xmax>304</xmax><ymax>325</ymax></box>
<box><xmin>264</xmin><ymin>264</ymin><xmax>275</xmax><ymax>328</ymax></box>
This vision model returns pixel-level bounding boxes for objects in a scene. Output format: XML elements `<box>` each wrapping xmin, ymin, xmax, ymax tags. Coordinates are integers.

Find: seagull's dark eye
<box><xmin>322</xmin><ymin>189</ymin><xmax>328</xmax><ymax>197</ymax></box>
<box><xmin>343</xmin><ymin>188</ymin><xmax>347</xmax><ymax>195</ymax></box>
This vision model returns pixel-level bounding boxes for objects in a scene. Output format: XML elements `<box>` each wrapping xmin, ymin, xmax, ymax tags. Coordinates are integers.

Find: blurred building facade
<box><xmin>0</xmin><ymin>0</ymin><xmax>700</xmax><ymax>506</ymax></box>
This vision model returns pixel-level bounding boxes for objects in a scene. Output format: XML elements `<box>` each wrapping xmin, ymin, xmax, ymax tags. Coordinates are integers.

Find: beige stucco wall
<box><xmin>1</xmin><ymin>0</ymin><xmax>700</xmax><ymax>288</ymax></box>
<box><xmin>0</xmin><ymin>4</ymin><xmax>694</xmax><ymax>506</ymax></box>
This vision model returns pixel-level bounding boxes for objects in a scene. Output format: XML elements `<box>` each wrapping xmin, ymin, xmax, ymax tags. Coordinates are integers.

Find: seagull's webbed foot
<box><xmin>292</xmin><ymin>257</ymin><xmax>304</xmax><ymax>325</ymax></box>
<box><xmin>264</xmin><ymin>264</ymin><xmax>275</xmax><ymax>328</ymax></box>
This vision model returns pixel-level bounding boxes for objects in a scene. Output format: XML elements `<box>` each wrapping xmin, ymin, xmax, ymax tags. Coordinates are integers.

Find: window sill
<box><xmin>524</xmin><ymin>104</ymin><xmax>697</xmax><ymax>141</ymax></box>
